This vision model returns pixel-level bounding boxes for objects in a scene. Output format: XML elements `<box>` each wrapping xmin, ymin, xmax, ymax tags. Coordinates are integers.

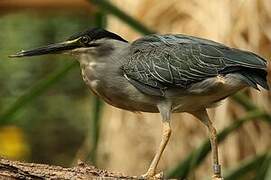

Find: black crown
<box><xmin>68</xmin><ymin>27</ymin><xmax>128</xmax><ymax>43</ymax></box>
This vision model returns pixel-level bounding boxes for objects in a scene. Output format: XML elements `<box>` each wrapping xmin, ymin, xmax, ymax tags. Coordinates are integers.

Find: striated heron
<box><xmin>10</xmin><ymin>28</ymin><xmax>269</xmax><ymax>179</ymax></box>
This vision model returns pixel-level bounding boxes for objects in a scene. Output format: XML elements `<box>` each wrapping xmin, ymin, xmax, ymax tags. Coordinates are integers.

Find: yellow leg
<box><xmin>192</xmin><ymin>110</ymin><xmax>223</xmax><ymax>179</ymax></box>
<box><xmin>142</xmin><ymin>121</ymin><xmax>171</xmax><ymax>178</ymax></box>
<box><xmin>206</xmin><ymin>117</ymin><xmax>222</xmax><ymax>179</ymax></box>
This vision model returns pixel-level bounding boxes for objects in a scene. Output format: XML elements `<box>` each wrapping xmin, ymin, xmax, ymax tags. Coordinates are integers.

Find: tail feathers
<box><xmin>240</xmin><ymin>69</ymin><xmax>269</xmax><ymax>90</ymax></box>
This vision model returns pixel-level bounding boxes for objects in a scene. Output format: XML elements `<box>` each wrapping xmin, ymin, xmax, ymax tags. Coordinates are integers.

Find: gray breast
<box><xmin>80</xmin><ymin>60</ymin><xmax>158</xmax><ymax>112</ymax></box>
<box><xmin>81</xmin><ymin>61</ymin><xmax>104</xmax><ymax>97</ymax></box>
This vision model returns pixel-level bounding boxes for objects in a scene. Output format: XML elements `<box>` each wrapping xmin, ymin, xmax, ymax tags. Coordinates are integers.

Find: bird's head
<box><xmin>9</xmin><ymin>27</ymin><xmax>128</xmax><ymax>59</ymax></box>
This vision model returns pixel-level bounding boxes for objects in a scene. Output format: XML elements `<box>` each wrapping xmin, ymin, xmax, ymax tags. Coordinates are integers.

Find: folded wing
<box><xmin>122</xmin><ymin>34</ymin><xmax>269</xmax><ymax>96</ymax></box>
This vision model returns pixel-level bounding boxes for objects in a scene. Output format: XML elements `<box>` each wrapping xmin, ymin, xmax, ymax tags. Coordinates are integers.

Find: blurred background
<box><xmin>0</xmin><ymin>0</ymin><xmax>270</xmax><ymax>179</ymax></box>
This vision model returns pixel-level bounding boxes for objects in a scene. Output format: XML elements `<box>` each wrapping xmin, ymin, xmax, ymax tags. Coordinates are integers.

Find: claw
<box><xmin>141</xmin><ymin>171</ymin><xmax>163</xmax><ymax>179</ymax></box>
<box><xmin>154</xmin><ymin>172</ymin><xmax>163</xmax><ymax>179</ymax></box>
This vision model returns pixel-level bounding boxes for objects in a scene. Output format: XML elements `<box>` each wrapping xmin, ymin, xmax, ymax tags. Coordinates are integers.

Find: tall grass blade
<box><xmin>0</xmin><ymin>61</ymin><xmax>77</xmax><ymax>125</ymax></box>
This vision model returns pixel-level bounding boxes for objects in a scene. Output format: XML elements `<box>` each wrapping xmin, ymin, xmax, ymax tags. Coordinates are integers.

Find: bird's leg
<box><xmin>142</xmin><ymin>102</ymin><xmax>172</xmax><ymax>178</ymax></box>
<box><xmin>192</xmin><ymin>110</ymin><xmax>223</xmax><ymax>179</ymax></box>
<box><xmin>207</xmin><ymin>120</ymin><xmax>222</xmax><ymax>179</ymax></box>
<box><xmin>142</xmin><ymin>121</ymin><xmax>171</xmax><ymax>178</ymax></box>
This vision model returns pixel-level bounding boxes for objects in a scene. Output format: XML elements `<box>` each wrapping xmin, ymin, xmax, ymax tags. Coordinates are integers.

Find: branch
<box><xmin>0</xmin><ymin>158</ymin><xmax>132</xmax><ymax>179</ymax></box>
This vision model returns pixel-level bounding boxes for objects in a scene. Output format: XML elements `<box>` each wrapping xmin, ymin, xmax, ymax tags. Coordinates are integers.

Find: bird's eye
<box><xmin>80</xmin><ymin>36</ymin><xmax>90</xmax><ymax>44</ymax></box>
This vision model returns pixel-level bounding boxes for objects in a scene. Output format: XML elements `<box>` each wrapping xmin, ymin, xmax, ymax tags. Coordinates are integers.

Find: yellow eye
<box><xmin>80</xmin><ymin>36</ymin><xmax>90</xmax><ymax>44</ymax></box>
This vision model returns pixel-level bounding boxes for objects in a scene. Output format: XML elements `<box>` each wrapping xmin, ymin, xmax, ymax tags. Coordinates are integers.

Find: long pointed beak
<box><xmin>9</xmin><ymin>39</ymin><xmax>81</xmax><ymax>58</ymax></box>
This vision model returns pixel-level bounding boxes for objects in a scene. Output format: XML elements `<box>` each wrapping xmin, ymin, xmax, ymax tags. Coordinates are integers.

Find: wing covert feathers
<box><xmin>122</xmin><ymin>34</ymin><xmax>269</xmax><ymax>96</ymax></box>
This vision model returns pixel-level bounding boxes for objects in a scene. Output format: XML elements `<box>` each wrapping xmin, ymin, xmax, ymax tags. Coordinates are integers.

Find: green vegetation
<box><xmin>0</xmin><ymin>12</ymin><xmax>95</xmax><ymax>165</ymax></box>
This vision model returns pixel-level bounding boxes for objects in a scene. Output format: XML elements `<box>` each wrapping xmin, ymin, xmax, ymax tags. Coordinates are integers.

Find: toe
<box><xmin>154</xmin><ymin>172</ymin><xmax>163</xmax><ymax>179</ymax></box>
<box><xmin>141</xmin><ymin>171</ymin><xmax>163</xmax><ymax>179</ymax></box>
<box><xmin>212</xmin><ymin>175</ymin><xmax>224</xmax><ymax>180</ymax></box>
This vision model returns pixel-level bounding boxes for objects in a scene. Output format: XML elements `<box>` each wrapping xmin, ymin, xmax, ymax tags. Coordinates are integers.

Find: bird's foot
<box><xmin>212</xmin><ymin>174</ymin><xmax>224</xmax><ymax>180</ymax></box>
<box><xmin>141</xmin><ymin>170</ymin><xmax>163</xmax><ymax>179</ymax></box>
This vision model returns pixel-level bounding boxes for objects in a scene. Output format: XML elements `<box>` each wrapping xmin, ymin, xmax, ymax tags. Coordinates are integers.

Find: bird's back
<box><xmin>122</xmin><ymin>34</ymin><xmax>269</xmax><ymax>97</ymax></box>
